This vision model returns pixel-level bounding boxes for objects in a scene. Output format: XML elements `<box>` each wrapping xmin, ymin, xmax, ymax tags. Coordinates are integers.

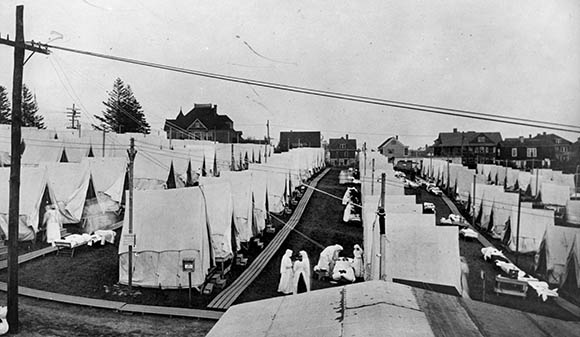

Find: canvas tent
<box><xmin>42</xmin><ymin>162</ymin><xmax>98</xmax><ymax>225</ymax></box>
<box><xmin>535</xmin><ymin>226</ymin><xmax>580</xmax><ymax>288</ymax></box>
<box><xmin>200</xmin><ymin>178</ymin><xmax>236</xmax><ymax>259</ymax></box>
<box><xmin>383</xmin><ymin>213</ymin><xmax>462</xmax><ymax>295</ymax></box>
<box><xmin>0</xmin><ymin>167</ymin><xmax>55</xmax><ymax>241</ymax></box>
<box><xmin>220</xmin><ymin>171</ymin><xmax>256</xmax><ymax>243</ymax></box>
<box><xmin>505</xmin><ymin>203</ymin><xmax>554</xmax><ymax>253</ymax></box>
<box><xmin>119</xmin><ymin>187</ymin><xmax>213</xmax><ymax>289</ymax></box>
<box><xmin>539</xmin><ymin>183</ymin><xmax>570</xmax><ymax>207</ymax></box>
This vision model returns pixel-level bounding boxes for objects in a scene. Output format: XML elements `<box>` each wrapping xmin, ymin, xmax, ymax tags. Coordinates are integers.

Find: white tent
<box><xmin>490</xmin><ymin>191</ymin><xmax>519</xmax><ymax>239</ymax></box>
<box><xmin>535</xmin><ymin>226</ymin><xmax>580</xmax><ymax>287</ymax></box>
<box><xmin>42</xmin><ymin>162</ymin><xmax>95</xmax><ymax>225</ymax></box>
<box><xmin>539</xmin><ymin>183</ymin><xmax>570</xmax><ymax>207</ymax></box>
<box><xmin>221</xmin><ymin>171</ymin><xmax>256</xmax><ymax>243</ymax></box>
<box><xmin>0</xmin><ymin>167</ymin><xmax>55</xmax><ymax>241</ymax></box>
<box><xmin>506</xmin><ymin>203</ymin><xmax>554</xmax><ymax>253</ymax></box>
<box><xmin>566</xmin><ymin>200</ymin><xmax>580</xmax><ymax>225</ymax></box>
<box><xmin>383</xmin><ymin>213</ymin><xmax>462</xmax><ymax>295</ymax></box>
<box><xmin>118</xmin><ymin>187</ymin><xmax>213</xmax><ymax>289</ymax></box>
<box><xmin>21</xmin><ymin>140</ymin><xmax>68</xmax><ymax>165</ymax></box>
<box><xmin>200</xmin><ymin>178</ymin><xmax>235</xmax><ymax>259</ymax></box>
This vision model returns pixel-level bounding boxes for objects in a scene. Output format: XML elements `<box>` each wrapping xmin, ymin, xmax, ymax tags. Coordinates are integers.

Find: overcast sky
<box><xmin>1</xmin><ymin>0</ymin><xmax>579</xmax><ymax>148</ymax></box>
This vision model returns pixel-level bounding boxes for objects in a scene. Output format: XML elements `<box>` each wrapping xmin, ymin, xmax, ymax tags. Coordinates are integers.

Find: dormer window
<box><xmin>477</xmin><ymin>136</ymin><xmax>486</xmax><ymax>143</ymax></box>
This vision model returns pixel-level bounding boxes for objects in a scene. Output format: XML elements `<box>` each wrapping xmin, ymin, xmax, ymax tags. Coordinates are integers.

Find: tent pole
<box><xmin>371</xmin><ymin>159</ymin><xmax>375</xmax><ymax>195</ymax></box>
<box><xmin>379</xmin><ymin>173</ymin><xmax>386</xmax><ymax>280</ymax></box>
<box><xmin>472</xmin><ymin>174</ymin><xmax>476</xmax><ymax>228</ymax></box>
<box><xmin>127</xmin><ymin>137</ymin><xmax>137</xmax><ymax>293</ymax></box>
<box><xmin>515</xmin><ymin>192</ymin><xmax>521</xmax><ymax>265</ymax></box>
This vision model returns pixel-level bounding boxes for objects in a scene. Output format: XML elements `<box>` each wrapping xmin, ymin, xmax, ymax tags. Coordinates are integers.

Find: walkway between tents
<box><xmin>441</xmin><ymin>193</ymin><xmax>580</xmax><ymax>319</ymax></box>
<box><xmin>0</xmin><ymin>229</ymin><xmax>222</xmax><ymax>320</ymax></box>
<box><xmin>207</xmin><ymin>168</ymin><xmax>330</xmax><ymax>310</ymax></box>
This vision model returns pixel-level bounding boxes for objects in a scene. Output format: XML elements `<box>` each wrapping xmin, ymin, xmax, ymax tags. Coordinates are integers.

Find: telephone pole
<box><xmin>66</xmin><ymin>103</ymin><xmax>81</xmax><ymax>129</ymax></box>
<box><xmin>0</xmin><ymin>5</ymin><xmax>50</xmax><ymax>333</ymax></box>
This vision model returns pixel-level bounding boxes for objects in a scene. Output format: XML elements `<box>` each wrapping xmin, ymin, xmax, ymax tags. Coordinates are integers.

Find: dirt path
<box><xmin>0</xmin><ymin>293</ymin><xmax>214</xmax><ymax>336</ymax></box>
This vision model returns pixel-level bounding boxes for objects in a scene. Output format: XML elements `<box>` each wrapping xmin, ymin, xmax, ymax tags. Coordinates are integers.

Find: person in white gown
<box><xmin>43</xmin><ymin>204</ymin><xmax>61</xmax><ymax>246</ymax></box>
<box><xmin>314</xmin><ymin>244</ymin><xmax>343</xmax><ymax>273</ymax></box>
<box><xmin>293</xmin><ymin>250</ymin><xmax>310</xmax><ymax>294</ymax></box>
<box><xmin>352</xmin><ymin>244</ymin><xmax>364</xmax><ymax>279</ymax></box>
<box><xmin>278</xmin><ymin>249</ymin><xmax>294</xmax><ymax>294</ymax></box>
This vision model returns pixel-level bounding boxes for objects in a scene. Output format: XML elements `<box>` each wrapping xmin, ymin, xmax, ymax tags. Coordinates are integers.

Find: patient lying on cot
<box><xmin>332</xmin><ymin>257</ymin><xmax>356</xmax><ymax>283</ymax></box>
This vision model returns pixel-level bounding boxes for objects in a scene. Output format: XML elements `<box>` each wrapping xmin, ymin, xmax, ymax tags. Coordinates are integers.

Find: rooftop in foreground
<box><xmin>206</xmin><ymin>280</ymin><xmax>580</xmax><ymax>337</ymax></box>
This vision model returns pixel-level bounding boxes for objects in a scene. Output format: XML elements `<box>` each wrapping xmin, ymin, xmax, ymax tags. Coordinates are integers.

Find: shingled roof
<box><xmin>164</xmin><ymin>104</ymin><xmax>235</xmax><ymax>132</ymax></box>
<box><xmin>435</xmin><ymin>131</ymin><xmax>502</xmax><ymax>147</ymax></box>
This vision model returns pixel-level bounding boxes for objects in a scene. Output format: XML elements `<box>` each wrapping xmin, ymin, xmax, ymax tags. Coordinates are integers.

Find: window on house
<box><xmin>555</xmin><ymin>139</ymin><xmax>561</xmax><ymax>144</ymax></box>
<box><xmin>344</xmin><ymin>151</ymin><xmax>348</xmax><ymax>157</ymax></box>
<box><xmin>527</xmin><ymin>148</ymin><xmax>537</xmax><ymax>158</ymax></box>
<box><xmin>511</xmin><ymin>148</ymin><xmax>517</xmax><ymax>157</ymax></box>
<box><xmin>478</xmin><ymin>136</ymin><xmax>486</xmax><ymax>143</ymax></box>
<box><xmin>404</xmin><ymin>148</ymin><xmax>408</xmax><ymax>156</ymax></box>
<box><xmin>387</xmin><ymin>149</ymin><xmax>393</xmax><ymax>154</ymax></box>
<box><xmin>340</xmin><ymin>144</ymin><xmax>346</xmax><ymax>149</ymax></box>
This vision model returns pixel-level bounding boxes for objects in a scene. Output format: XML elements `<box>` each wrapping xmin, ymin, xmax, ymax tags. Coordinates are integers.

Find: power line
<box><xmin>43</xmin><ymin>43</ymin><xmax>580</xmax><ymax>134</ymax></box>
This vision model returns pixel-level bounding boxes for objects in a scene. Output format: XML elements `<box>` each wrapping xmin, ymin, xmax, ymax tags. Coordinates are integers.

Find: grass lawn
<box><xmin>0</xmin><ymin>173</ymin><xmax>308</xmax><ymax>309</ymax></box>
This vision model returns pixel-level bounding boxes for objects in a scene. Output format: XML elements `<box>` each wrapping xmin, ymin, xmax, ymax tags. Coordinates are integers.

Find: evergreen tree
<box><xmin>0</xmin><ymin>85</ymin><xmax>10</xmax><ymax>124</ymax></box>
<box><xmin>94</xmin><ymin>78</ymin><xmax>150</xmax><ymax>134</ymax></box>
<box><xmin>21</xmin><ymin>84</ymin><xmax>45</xmax><ymax>129</ymax></box>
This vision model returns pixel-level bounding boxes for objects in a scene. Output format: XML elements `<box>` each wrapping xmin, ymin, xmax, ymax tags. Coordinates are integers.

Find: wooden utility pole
<box><xmin>126</xmin><ymin>138</ymin><xmax>137</xmax><ymax>292</ymax></box>
<box><xmin>66</xmin><ymin>103</ymin><xmax>80</xmax><ymax>129</ymax></box>
<box><xmin>102</xmin><ymin>129</ymin><xmax>106</xmax><ymax>157</ymax></box>
<box><xmin>363</xmin><ymin>142</ymin><xmax>367</xmax><ymax>175</ymax></box>
<box><xmin>0</xmin><ymin>6</ymin><xmax>50</xmax><ymax>333</ymax></box>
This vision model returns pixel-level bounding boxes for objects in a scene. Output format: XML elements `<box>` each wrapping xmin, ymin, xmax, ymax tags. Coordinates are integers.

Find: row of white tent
<box><xmin>118</xmin><ymin>147</ymin><xmax>326</xmax><ymax>289</ymax></box>
<box><xmin>0</xmin><ymin>127</ymin><xmax>277</xmax><ymax>175</ymax></box>
<box><xmin>0</xmin><ymin>157</ymin><xmax>127</xmax><ymax>241</ymax></box>
<box><xmin>417</xmin><ymin>157</ymin><xmax>580</xmax><ymax>289</ymax></box>
<box><xmin>359</xmin><ymin>152</ymin><xmax>464</xmax><ymax>296</ymax></box>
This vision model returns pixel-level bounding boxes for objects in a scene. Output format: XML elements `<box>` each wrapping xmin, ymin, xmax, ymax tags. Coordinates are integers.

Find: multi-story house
<box><xmin>433</xmin><ymin>129</ymin><xmax>502</xmax><ymax>166</ymax></box>
<box><xmin>163</xmin><ymin>104</ymin><xmax>242</xmax><ymax>143</ymax></box>
<box><xmin>328</xmin><ymin>134</ymin><xmax>357</xmax><ymax>166</ymax></box>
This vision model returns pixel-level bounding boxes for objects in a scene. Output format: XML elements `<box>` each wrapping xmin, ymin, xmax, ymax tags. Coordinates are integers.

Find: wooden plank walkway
<box><xmin>0</xmin><ymin>280</ymin><xmax>223</xmax><ymax>319</ymax></box>
<box><xmin>207</xmin><ymin>168</ymin><xmax>330</xmax><ymax>310</ymax></box>
<box><xmin>0</xmin><ymin>245</ymin><xmax>57</xmax><ymax>270</ymax></box>
<box><xmin>441</xmin><ymin>193</ymin><xmax>580</xmax><ymax>319</ymax></box>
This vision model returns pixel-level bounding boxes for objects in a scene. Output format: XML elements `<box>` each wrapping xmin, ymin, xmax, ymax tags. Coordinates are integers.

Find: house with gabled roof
<box><xmin>433</xmin><ymin>128</ymin><xmax>502</xmax><ymax>165</ymax></box>
<box><xmin>163</xmin><ymin>103</ymin><xmax>242</xmax><ymax>143</ymax></box>
<box><xmin>377</xmin><ymin>135</ymin><xmax>408</xmax><ymax>160</ymax></box>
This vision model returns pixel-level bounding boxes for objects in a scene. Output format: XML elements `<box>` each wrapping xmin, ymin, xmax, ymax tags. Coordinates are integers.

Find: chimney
<box><xmin>345</xmin><ymin>134</ymin><xmax>349</xmax><ymax>140</ymax></box>
<box><xmin>529</xmin><ymin>134</ymin><xmax>532</xmax><ymax>138</ymax></box>
<box><xmin>453</xmin><ymin>128</ymin><xmax>458</xmax><ymax>133</ymax></box>
<box><xmin>543</xmin><ymin>132</ymin><xmax>546</xmax><ymax>136</ymax></box>
<box><xmin>396</xmin><ymin>135</ymin><xmax>398</xmax><ymax>140</ymax></box>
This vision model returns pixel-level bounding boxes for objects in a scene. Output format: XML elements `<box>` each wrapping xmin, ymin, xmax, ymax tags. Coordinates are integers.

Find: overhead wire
<box><xmin>42</xmin><ymin>43</ymin><xmax>580</xmax><ymax>134</ymax></box>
